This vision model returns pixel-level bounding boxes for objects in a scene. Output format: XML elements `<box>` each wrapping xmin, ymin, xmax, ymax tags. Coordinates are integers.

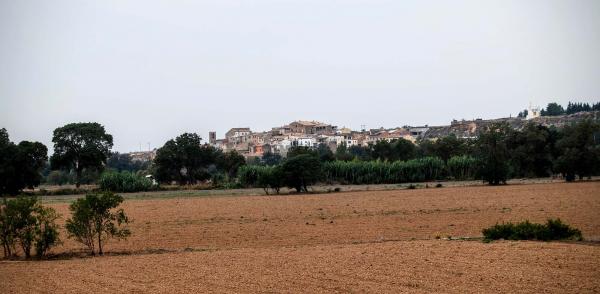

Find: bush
<box><xmin>0</xmin><ymin>197</ymin><xmax>60</xmax><ymax>258</ymax></box>
<box><xmin>65</xmin><ymin>192</ymin><xmax>131</xmax><ymax>255</ymax></box>
<box><xmin>99</xmin><ymin>171</ymin><xmax>153</xmax><ymax>193</ymax></box>
<box><xmin>482</xmin><ymin>219</ymin><xmax>582</xmax><ymax>241</ymax></box>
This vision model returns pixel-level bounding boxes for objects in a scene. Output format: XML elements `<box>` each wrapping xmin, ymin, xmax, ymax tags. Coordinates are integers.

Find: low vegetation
<box><xmin>0</xmin><ymin>197</ymin><xmax>61</xmax><ymax>259</ymax></box>
<box><xmin>99</xmin><ymin>171</ymin><xmax>153</xmax><ymax>193</ymax></box>
<box><xmin>66</xmin><ymin>192</ymin><xmax>131</xmax><ymax>256</ymax></box>
<box><xmin>482</xmin><ymin>219</ymin><xmax>582</xmax><ymax>241</ymax></box>
<box><xmin>322</xmin><ymin>157</ymin><xmax>445</xmax><ymax>185</ymax></box>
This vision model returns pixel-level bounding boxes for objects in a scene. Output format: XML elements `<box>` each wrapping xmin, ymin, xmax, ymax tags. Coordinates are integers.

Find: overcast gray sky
<box><xmin>1</xmin><ymin>0</ymin><xmax>599</xmax><ymax>152</ymax></box>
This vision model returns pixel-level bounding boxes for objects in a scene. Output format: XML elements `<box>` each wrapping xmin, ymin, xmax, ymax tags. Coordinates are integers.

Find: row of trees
<box><xmin>153</xmin><ymin>133</ymin><xmax>246</xmax><ymax>185</ymax></box>
<box><xmin>242</xmin><ymin>120</ymin><xmax>600</xmax><ymax>189</ymax></box>
<box><xmin>1</xmin><ymin>192</ymin><xmax>130</xmax><ymax>258</ymax></box>
<box><xmin>2</xmin><ymin>116</ymin><xmax>599</xmax><ymax>194</ymax></box>
<box><xmin>518</xmin><ymin>101</ymin><xmax>599</xmax><ymax>118</ymax></box>
<box><xmin>536</xmin><ymin>101</ymin><xmax>600</xmax><ymax>117</ymax></box>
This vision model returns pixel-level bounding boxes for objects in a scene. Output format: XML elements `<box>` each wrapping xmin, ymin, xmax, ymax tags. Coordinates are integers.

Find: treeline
<box><xmin>1</xmin><ymin>118</ymin><xmax>600</xmax><ymax>195</ymax></box>
<box><xmin>519</xmin><ymin>101</ymin><xmax>600</xmax><ymax>117</ymax></box>
<box><xmin>240</xmin><ymin>120</ymin><xmax>600</xmax><ymax>192</ymax></box>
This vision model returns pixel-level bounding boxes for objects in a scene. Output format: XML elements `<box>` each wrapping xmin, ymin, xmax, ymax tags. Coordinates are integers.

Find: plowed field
<box><xmin>2</xmin><ymin>181</ymin><xmax>599</xmax><ymax>293</ymax></box>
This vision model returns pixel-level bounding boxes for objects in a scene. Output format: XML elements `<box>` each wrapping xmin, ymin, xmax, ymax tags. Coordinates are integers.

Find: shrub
<box><xmin>99</xmin><ymin>171</ymin><xmax>152</xmax><ymax>193</ymax></box>
<box><xmin>65</xmin><ymin>192</ymin><xmax>131</xmax><ymax>255</ymax></box>
<box><xmin>482</xmin><ymin>219</ymin><xmax>582</xmax><ymax>241</ymax></box>
<box><xmin>0</xmin><ymin>197</ymin><xmax>60</xmax><ymax>259</ymax></box>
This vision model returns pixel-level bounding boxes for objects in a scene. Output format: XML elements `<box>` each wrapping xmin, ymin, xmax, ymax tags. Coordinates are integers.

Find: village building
<box><xmin>284</xmin><ymin>121</ymin><xmax>337</xmax><ymax>135</ymax></box>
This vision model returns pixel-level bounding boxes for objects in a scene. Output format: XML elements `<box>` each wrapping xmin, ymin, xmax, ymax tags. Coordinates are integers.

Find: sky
<box><xmin>1</xmin><ymin>0</ymin><xmax>599</xmax><ymax>153</ymax></box>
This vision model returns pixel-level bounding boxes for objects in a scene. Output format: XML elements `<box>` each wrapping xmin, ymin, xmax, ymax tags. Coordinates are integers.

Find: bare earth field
<box><xmin>2</xmin><ymin>181</ymin><xmax>600</xmax><ymax>293</ymax></box>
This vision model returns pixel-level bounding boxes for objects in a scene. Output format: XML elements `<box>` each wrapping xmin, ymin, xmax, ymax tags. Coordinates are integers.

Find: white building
<box><xmin>294</xmin><ymin>137</ymin><xmax>317</xmax><ymax>148</ymax></box>
<box><xmin>527</xmin><ymin>103</ymin><xmax>541</xmax><ymax>120</ymax></box>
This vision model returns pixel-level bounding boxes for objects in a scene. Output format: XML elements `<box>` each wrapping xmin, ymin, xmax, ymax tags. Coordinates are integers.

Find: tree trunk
<box><xmin>98</xmin><ymin>231</ymin><xmax>103</xmax><ymax>256</ymax></box>
<box><xmin>76</xmin><ymin>168</ymin><xmax>82</xmax><ymax>188</ymax></box>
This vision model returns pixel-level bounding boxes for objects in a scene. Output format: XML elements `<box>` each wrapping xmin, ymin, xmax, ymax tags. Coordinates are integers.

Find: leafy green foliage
<box><xmin>317</xmin><ymin>143</ymin><xmax>335</xmax><ymax>162</ymax></box>
<box><xmin>216</xmin><ymin>150</ymin><xmax>246</xmax><ymax>178</ymax></box>
<box><xmin>107</xmin><ymin>152</ymin><xmax>150</xmax><ymax>173</ymax></box>
<box><xmin>281</xmin><ymin>154</ymin><xmax>322</xmax><ymax>192</ymax></box>
<box><xmin>554</xmin><ymin>120</ymin><xmax>600</xmax><ymax>181</ymax></box>
<box><xmin>286</xmin><ymin>146</ymin><xmax>318</xmax><ymax>158</ymax></box>
<box><xmin>154</xmin><ymin>133</ymin><xmax>217</xmax><ymax>185</ymax></box>
<box><xmin>322</xmin><ymin>157</ymin><xmax>444</xmax><ymax>185</ymax></box>
<box><xmin>0</xmin><ymin>197</ymin><xmax>60</xmax><ymax>258</ymax></box>
<box><xmin>476</xmin><ymin>123</ymin><xmax>511</xmax><ymax>185</ymax></box>
<box><xmin>418</xmin><ymin>135</ymin><xmax>473</xmax><ymax>162</ymax></box>
<box><xmin>0</xmin><ymin>128</ymin><xmax>48</xmax><ymax>195</ymax></box>
<box><xmin>260</xmin><ymin>151</ymin><xmax>282</xmax><ymax>166</ymax></box>
<box><xmin>50</xmin><ymin>123</ymin><xmax>113</xmax><ymax>188</ymax></box>
<box><xmin>334</xmin><ymin>143</ymin><xmax>353</xmax><ymax>161</ymax></box>
<box><xmin>540</xmin><ymin>102</ymin><xmax>565</xmax><ymax>116</ymax></box>
<box><xmin>371</xmin><ymin>138</ymin><xmax>416</xmax><ymax>162</ymax></box>
<box><xmin>257</xmin><ymin>166</ymin><xmax>284</xmax><ymax>194</ymax></box>
<box><xmin>566</xmin><ymin>102</ymin><xmax>593</xmax><ymax>114</ymax></box>
<box><xmin>517</xmin><ymin>109</ymin><xmax>528</xmax><ymax>118</ymax></box>
<box><xmin>506</xmin><ymin>123</ymin><xmax>556</xmax><ymax>178</ymax></box>
<box><xmin>482</xmin><ymin>219</ymin><xmax>582</xmax><ymax>241</ymax></box>
<box><xmin>99</xmin><ymin>171</ymin><xmax>153</xmax><ymax>192</ymax></box>
<box><xmin>446</xmin><ymin>155</ymin><xmax>478</xmax><ymax>180</ymax></box>
<box><xmin>65</xmin><ymin>192</ymin><xmax>130</xmax><ymax>255</ymax></box>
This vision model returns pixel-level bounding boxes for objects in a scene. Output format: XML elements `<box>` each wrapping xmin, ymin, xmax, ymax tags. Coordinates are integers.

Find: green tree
<box><xmin>281</xmin><ymin>154</ymin><xmax>321</xmax><ymax>192</ymax></box>
<box><xmin>419</xmin><ymin>134</ymin><xmax>469</xmax><ymax>162</ymax></box>
<box><xmin>261</xmin><ymin>151</ymin><xmax>282</xmax><ymax>166</ymax></box>
<box><xmin>286</xmin><ymin>146</ymin><xmax>317</xmax><ymax>158</ymax></box>
<box><xmin>107</xmin><ymin>152</ymin><xmax>149</xmax><ymax>173</ymax></box>
<box><xmin>0</xmin><ymin>197</ymin><xmax>60</xmax><ymax>258</ymax></box>
<box><xmin>257</xmin><ymin>165</ymin><xmax>284</xmax><ymax>194</ymax></box>
<box><xmin>554</xmin><ymin>120</ymin><xmax>600</xmax><ymax>181</ymax></box>
<box><xmin>216</xmin><ymin>150</ymin><xmax>246</xmax><ymax>178</ymax></box>
<box><xmin>348</xmin><ymin>145</ymin><xmax>372</xmax><ymax>161</ymax></box>
<box><xmin>517</xmin><ymin>109</ymin><xmax>528</xmax><ymax>118</ymax></box>
<box><xmin>506</xmin><ymin>123</ymin><xmax>555</xmax><ymax>177</ymax></box>
<box><xmin>371</xmin><ymin>140</ymin><xmax>393</xmax><ymax>161</ymax></box>
<box><xmin>391</xmin><ymin>138</ymin><xmax>416</xmax><ymax>161</ymax></box>
<box><xmin>476</xmin><ymin>123</ymin><xmax>511</xmax><ymax>185</ymax></box>
<box><xmin>541</xmin><ymin>102</ymin><xmax>565</xmax><ymax>116</ymax></box>
<box><xmin>15</xmin><ymin>141</ymin><xmax>49</xmax><ymax>189</ymax></box>
<box><xmin>0</xmin><ymin>128</ymin><xmax>48</xmax><ymax>195</ymax></box>
<box><xmin>153</xmin><ymin>133</ymin><xmax>217</xmax><ymax>185</ymax></box>
<box><xmin>65</xmin><ymin>192</ymin><xmax>130</xmax><ymax>256</ymax></box>
<box><xmin>50</xmin><ymin>123</ymin><xmax>113</xmax><ymax>188</ymax></box>
<box><xmin>317</xmin><ymin>143</ymin><xmax>336</xmax><ymax>162</ymax></box>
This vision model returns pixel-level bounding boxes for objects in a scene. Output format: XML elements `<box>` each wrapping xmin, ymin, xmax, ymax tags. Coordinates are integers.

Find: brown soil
<box><xmin>2</xmin><ymin>181</ymin><xmax>599</xmax><ymax>293</ymax></box>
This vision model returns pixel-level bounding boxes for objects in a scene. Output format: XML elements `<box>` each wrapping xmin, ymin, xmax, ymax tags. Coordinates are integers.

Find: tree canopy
<box><xmin>153</xmin><ymin>133</ymin><xmax>217</xmax><ymax>184</ymax></box>
<box><xmin>0</xmin><ymin>128</ymin><xmax>48</xmax><ymax>195</ymax></box>
<box><xmin>50</xmin><ymin>123</ymin><xmax>113</xmax><ymax>188</ymax></box>
<box><xmin>476</xmin><ymin>123</ymin><xmax>511</xmax><ymax>185</ymax></box>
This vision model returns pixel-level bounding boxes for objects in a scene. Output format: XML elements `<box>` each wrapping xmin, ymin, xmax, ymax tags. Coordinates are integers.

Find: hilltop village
<box><xmin>127</xmin><ymin>109</ymin><xmax>599</xmax><ymax>161</ymax></box>
<box><xmin>206</xmin><ymin>110</ymin><xmax>599</xmax><ymax>159</ymax></box>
